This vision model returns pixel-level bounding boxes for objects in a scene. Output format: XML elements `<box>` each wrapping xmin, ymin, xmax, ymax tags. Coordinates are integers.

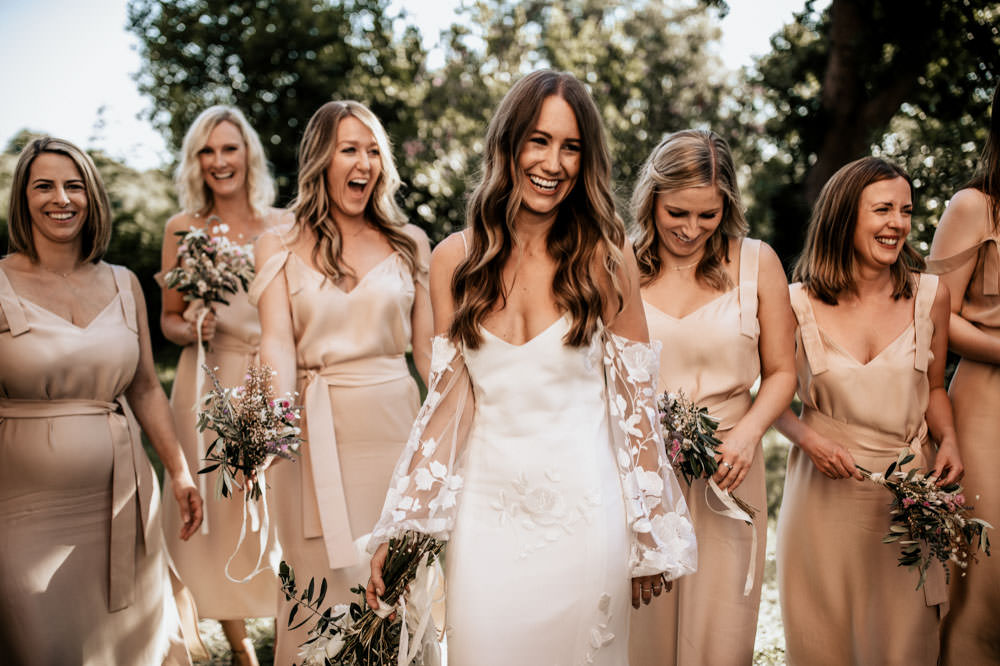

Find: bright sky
<box><xmin>0</xmin><ymin>0</ymin><xmax>825</xmax><ymax>171</ymax></box>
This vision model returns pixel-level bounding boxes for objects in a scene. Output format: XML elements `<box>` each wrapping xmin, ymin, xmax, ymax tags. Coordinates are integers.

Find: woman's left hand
<box><xmin>932</xmin><ymin>438</ymin><xmax>964</xmax><ymax>487</ymax></box>
<box><xmin>172</xmin><ymin>474</ymin><xmax>204</xmax><ymax>540</ymax></box>
<box><xmin>631</xmin><ymin>574</ymin><xmax>671</xmax><ymax>608</ymax></box>
<box><xmin>713</xmin><ymin>425</ymin><xmax>758</xmax><ymax>491</ymax></box>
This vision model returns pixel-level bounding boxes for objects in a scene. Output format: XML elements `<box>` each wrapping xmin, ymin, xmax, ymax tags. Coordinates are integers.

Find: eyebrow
<box><xmin>30</xmin><ymin>178</ymin><xmax>85</xmax><ymax>185</ymax></box>
<box><xmin>530</xmin><ymin>129</ymin><xmax>581</xmax><ymax>142</ymax></box>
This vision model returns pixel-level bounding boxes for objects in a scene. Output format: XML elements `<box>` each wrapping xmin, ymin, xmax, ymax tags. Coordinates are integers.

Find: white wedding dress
<box><xmin>370</xmin><ymin>316</ymin><xmax>697</xmax><ymax>665</ymax></box>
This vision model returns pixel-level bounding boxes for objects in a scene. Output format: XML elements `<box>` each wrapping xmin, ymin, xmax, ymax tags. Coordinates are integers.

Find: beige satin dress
<box><xmin>777</xmin><ymin>274</ymin><xmax>946</xmax><ymax>665</ymax></box>
<box><xmin>249</xmin><ymin>238</ymin><xmax>426</xmax><ymax>665</ymax></box>
<box><xmin>161</xmin><ymin>285</ymin><xmax>280</xmax><ymax>620</ymax></box>
<box><xmin>630</xmin><ymin>238</ymin><xmax>767</xmax><ymax>665</ymax></box>
<box><xmin>0</xmin><ymin>264</ymin><xmax>189</xmax><ymax>666</ymax></box>
<box><xmin>928</xmin><ymin>233</ymin><xmax>1000</xmax><ymax>663</ymax></box>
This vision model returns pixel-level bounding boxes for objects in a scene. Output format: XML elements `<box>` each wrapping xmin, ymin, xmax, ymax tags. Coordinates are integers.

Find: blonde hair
<box><xmin>794</xmin><ymin>156</ymin><xmax>923</xmax><ymax>304</ymax></box>
<box><xmin>7</xmin><ymin>137</ymin><xmax>111</xmax><ymax>263</ymax></box>
<box><xmin>632</xmin><ymin>129</ymin><xmax>748</xmax><ymax>289</ymax></box>
<box><xmin>289</xmin><ymin>100</ymin><xmax>417</xmax><ymax>281</ymax></box>
<box><xmin>176</xmin><ymin>105</ymin><xmax>275</xmax><ymax>218</ymax></box>
<box><xmin>450</xmin><ymin>70</ymin><xmax>625</xmax><ymax>349</ymax></box>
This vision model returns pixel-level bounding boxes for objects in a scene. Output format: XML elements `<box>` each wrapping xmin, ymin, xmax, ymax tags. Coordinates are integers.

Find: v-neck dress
<box><xmin>630</xmin><ymin>238</ymin><xmax>767</xmax><ymax>665</ymax></box>
<box><xmin>249</xmin><ymin>236</ymin><xmax>428</xmax><ymax>665</ymax></box>
<box><xmin>776</xmin><ymin>274</ymin><xmax>947</xmax><ymax>665</ymax></box>
<box><xmin>0</xmin><ymin>264</ymin><xmax>189</xmax><ymax>665</ymax></box>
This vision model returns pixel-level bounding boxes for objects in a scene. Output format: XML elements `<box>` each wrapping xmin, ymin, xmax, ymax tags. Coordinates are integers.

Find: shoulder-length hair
<box><xmin>793</xmin><ymin>156</ymin><xmax>924</xmax><ymax>304</ymax></box>
<box><xmin>175</xmin><ymin>105</ymin><xmax>275</xmax><ymax>218</ymax></box>
<box><xmin>450</xmin><ymin>70</ymin><xmax>625</xmax><ymax>349</ymax></box>
<box><xmin>289</xmin><ymin>100</ymin><xmax>417</xmax><ymax>281</ymax></box>
<box><xmin>968</xmin><ymin>82</ymin><xmax>1000</xmax><ymax>230</ymax></box>
<box><xmin>7</xmin><ymin>137</ymin><xmax>111</xmax><ymax>264</ymax></box>
<box><xmin>631</xmin><ymin>129</ymin><xmax>748</xmax><ymax>288</ymax></box>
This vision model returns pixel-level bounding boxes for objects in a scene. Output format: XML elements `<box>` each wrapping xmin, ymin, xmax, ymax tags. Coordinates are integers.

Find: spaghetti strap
<box><xmin>248</xmin><ymin>249</ymin><xmax>291</xmax><ymax>307</ymax></box>
<box><xmin>109</xmin><ymin>265</ymin><xmax>138</xmax><ymax>333</ymax></box>
<box><xmin>912</xmin><ymin>273</ymin><xmax>938</xmax><ymax>372</ymax></box>
<box><xmin>926</xmin><ymin>237</ymin><xmax>1000</xmax><ymax>296</ymax></box>
<box><xmin>737</xmin><ymin>238</ymin><xmax>761</xmax><ymax>338</ymax></box>
<box><xmin>460</xmin><ymin>229</ymin><xmax>470</xmax><ymax>256</ymax></box>
<box><xmin>788</xmin><ymin>283</ymin><xmax>828</xmax><ymax>375</ymax></box>
<box><xmin>0</xmin><ymin>267</ymin><xmax>30</xmax><ymax>336</ymax></box>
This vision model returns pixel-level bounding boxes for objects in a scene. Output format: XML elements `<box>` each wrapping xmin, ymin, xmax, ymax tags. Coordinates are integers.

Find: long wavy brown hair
<box><xmin>967</xmin><ymin>82</ymin><xmax>1000</xmax><ymax>230</ymax></box>
<box><xmin>289</xmin><ymin>101</ymin><xmax>417</xmax><ymax>281</ymax></box>
<box><xmin>449</xmin><ymin>70</ymin><xmax>625</xmax><ymax>349</ymax></box>
<box><xmin>631</xmin><ymin>129</ymin><xmax>748</xmax><ymax>289</ymax></box>
<box><xmin>794</xmin><ymin>157</ymin><xmax>924</xmax><ymax>305</ymax></box>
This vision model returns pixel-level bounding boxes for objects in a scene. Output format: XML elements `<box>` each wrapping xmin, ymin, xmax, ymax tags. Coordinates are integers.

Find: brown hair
<box><xmin>449</xmin><ymin>70</ymin><xmax>625</xmax><ymax>349</ymax></box>
<box><xmin>7</xmin><ymin>137</ymin><xmax>111</xmax><ymax>263</ymax></box>
<box><xmin>794</xmin><ymin>156</ymin><xmax>924</xmax><ymax>304</ymax></box>
<box><xmin>631</xmin><ymin>129</ymin><xmax>748</xmax><ymax>289</ymax></box>
<box><xmin>967</xmin><ymin>82</ymin><xmax>1000</xmax><ymax>230</ymax></box>
<box><xmin>289</xmin><ymin>101</ymin><xmax>417</xmax><ymax>281</ymax></box>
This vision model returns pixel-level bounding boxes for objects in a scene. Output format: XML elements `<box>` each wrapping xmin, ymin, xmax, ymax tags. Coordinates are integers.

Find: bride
<box><xmin>366</xmin><ymin>70</ymin><xmax>697</xmax><ymax>664</ymax></box>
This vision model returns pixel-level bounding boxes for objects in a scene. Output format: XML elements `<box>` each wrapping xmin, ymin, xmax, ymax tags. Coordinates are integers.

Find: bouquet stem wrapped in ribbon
<box><xmin>197</xmin><ymin>363</ymin><xmax>302</xmax><ymax>582</ymax></box>
<box><xmin>280</xmin><ymin>532</ymin><xmax>444</xmax><ymax>666</ymax></box>
<box><xmin>658</xmin><ymin>390</ymin><xmax>759</xmax><ymax>594</ymax></box>
<box><xmin>858</xmin><ymin>450</ymin><xmax>992</xmax><ymax>590</ymax></box>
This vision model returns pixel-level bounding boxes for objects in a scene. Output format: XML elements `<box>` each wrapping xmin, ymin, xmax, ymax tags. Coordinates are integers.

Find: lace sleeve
<box><xmin>368</xmin><ymin>336</ymin><xmax>475</xmax><ymax>549</ymax></box>
<box><xmin>603</xmin><ymin>330</ymin><xmax>698</xmax><ymax>580</ymax></box>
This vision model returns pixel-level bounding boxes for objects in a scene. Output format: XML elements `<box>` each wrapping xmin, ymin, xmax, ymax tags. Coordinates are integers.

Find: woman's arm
<box><xmin>122</xmin><ymin>269</ymin><xmax>203</xmax><ymax>540</ymax></box>
<box><xmin>929</xmin><ymin>189</ymin><xmax>1000</xmax><ymax>363</ymax></box>
<box><xmin>406</xmin><ymin>225</ymin><xmax>434</xmax><ymax>385</ymax></box>
<box><xmin>925</xmin><ymin>279</ymin><xmax>963</xmax><ymax>485</ymax></box>
<box><xmin>715</xmin><ymin>242</ymin><xmax>798</xmax><ymax>491</ymax></box>
<box><xmin>159</xmin><ymin>213</ymin><xmax>216</xmax><ymax>346</ymax></box>
<box><xmin>255</xmin><ymin>230</ymin><xmax>298</xmax><ymax>398</ymax></box>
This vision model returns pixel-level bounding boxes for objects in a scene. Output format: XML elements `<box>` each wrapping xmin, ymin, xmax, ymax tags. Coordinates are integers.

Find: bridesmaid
<box><xmin>627</xmin><ymin>129</ymin><xmax>797</xmax><ymax>664</ymax></box>
<box><xmin>0</xmin><ymin>137</ymin><xmax>203</xmax><ymax>664</ymax></box>
<box><xmin>159</xmin><ymin>106</ymin><xmax>284</xmax><ymax>666</ymax></box>
<box><xmin>928</xmin><ymin>82</ymin><xmax>1000</xmax><ymax>663</ymax></box>
<box><xmin>775</xmin><ymin>156</ymin><xmax>963</xmax><ymax>665</ymax></box>
<box><xmin>251</xmin><ymin>101</ymin><xmax>432</xmax><ymax>664</ymax></box>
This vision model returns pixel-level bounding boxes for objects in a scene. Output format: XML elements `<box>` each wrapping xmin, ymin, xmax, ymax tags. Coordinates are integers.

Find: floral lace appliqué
<box><xmin>584</xmin><ymin>593</ymin><xmax>616</xmax><ymax>664</ymax></box>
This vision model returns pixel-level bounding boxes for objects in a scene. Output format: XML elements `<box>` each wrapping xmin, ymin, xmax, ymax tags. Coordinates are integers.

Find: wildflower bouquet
<box><xmin>162</xmin><ymin>219</ymin><xmax>255</xmax><ymax>308</ymax></box>
<box><xmin>657</xmin><ymin>390</ymin><xmax>756</xmax><ymax>520</ymax></box>
<box><xmin>197</xmin><ymin>363</ymin><xmax>302</xmax><ymax>501</ymax></box>
<box><xmin>858</xmin><ymin>450</ymin><xmax>992</xmax><ymax>589</ymax></box>
<box><xmin>279</xmin><ymin>531</ymin><xmax>444</xmax><ymax>666</ymax></box>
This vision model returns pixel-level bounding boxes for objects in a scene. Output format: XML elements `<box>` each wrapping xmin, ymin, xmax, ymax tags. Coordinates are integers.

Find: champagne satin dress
<box><xmin>777</xmin><ymin>274</ymin><xmax>947</xmax><ymax>665</ymax></box>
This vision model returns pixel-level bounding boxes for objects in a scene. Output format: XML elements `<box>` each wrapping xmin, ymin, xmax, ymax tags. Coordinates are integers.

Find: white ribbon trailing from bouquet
<box><xmin>705</xmin><ymin>478</ymin><xmax>758</xmax><ymax>596</ymax></box>
<box><xmin>224</xmin><ymin>470</ymin><xmax>274</xmax><ymax>583</ymax></box>
<box><xmin>188</xmin><ymin>301</ymin><xmax>212</xmax><ymax>534</ymax></box>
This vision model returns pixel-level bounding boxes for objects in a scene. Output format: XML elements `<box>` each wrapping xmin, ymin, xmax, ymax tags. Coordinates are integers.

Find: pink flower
<box><xmin>903</xmin><ymin>497</ymin><xmax>916</xmax><ymax>508</ymax></box>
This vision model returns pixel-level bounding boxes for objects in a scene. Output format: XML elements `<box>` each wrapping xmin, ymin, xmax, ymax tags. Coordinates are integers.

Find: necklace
<box><xmin>38</xmin><ymin>262</ymin><xmax>84</xmax><ymax>278</ymax></box>
<box><xmin>669</xmin><ymin>259</ymin><xmax>700</xmax><ymax>271</ymax></box>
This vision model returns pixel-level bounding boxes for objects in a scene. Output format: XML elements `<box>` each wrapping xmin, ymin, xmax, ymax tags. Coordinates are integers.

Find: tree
<box><xmin>743</xmin><ymin>0</ymin><xmax>1000</xmax><ymax>265</ymax></box>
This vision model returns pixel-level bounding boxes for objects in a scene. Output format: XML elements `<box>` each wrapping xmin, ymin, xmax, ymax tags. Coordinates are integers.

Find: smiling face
<box><xmin>653</xmin><ymin>185</ymin><xmax>724</xmax><ymax>261</ymax></box>
<box><xmin>852</xmin><ymin>176</ymin><xmax>912</xmax><ymax>270</ymax></box>
<box><xmin>26</xmin><ymin>152</ymin><xmax>89</xmax><ymax>252</ymax></box>
<box><xmin>515</xmin><ymin>94</ymin><xmax>581</xmax><ymax>223</ymax></box>
<box><xmin>326</xmin><ymin>115</ymin><xmax>381</xmax><ymax>223</ymax></box>
<box><xmin>197</xmin><ymin>120</ymin><xmax>248</xmax><ymax>198</ymax></box>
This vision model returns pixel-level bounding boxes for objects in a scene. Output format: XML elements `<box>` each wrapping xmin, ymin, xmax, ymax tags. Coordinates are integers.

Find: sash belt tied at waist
<box><xmin>297</xmin><ymin>355</ymin><xmax>411</xmax><ymax>569</ymax></box>
<box><xmin>0</xmin><ymin>397</ymin><xmax>154</xmax><ymax>612</ymax></box>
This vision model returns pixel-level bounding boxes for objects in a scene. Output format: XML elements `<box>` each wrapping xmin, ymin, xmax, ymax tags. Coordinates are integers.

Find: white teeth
<box><xmin>213</xmin><ymin>172</ymin><xmax>234</xmax><ymax>179</ymax></box>
<box><xmin>48</xmin><ymin>212</ymin><xmax>73</xmax><ymax>220</ymax></box>
<box><xmin>672</xmin><ymin>231</ymin><xmax>694</xmax><ymax>243</ymax></box>
<box><xmin>529</xmin><ymin>175</ymin><xmax>558</xmax><ymax>190</ymax></box>
<box><xmin>876</xmin><ymin>236</ymin><xmax>899</xmax><ymax>247</ymax></box>
<box><xmin>349</xmin><ymin>179</ymin><xmax>368</xmax><ymax>186</ymax></box>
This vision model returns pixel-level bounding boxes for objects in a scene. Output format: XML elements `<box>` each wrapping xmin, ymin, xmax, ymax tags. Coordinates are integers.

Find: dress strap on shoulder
<box><xmin>912</xmin><ymin>272</ymin><xmax>938</xmax><ymax>372</ymax></box>
<box><xmin>248</xmin><ymin>249</ymin><xmax>291</xmax><ymax>306</ymax></box>
<box><xmin>0</xmin><ymin>267</ymin><xmax>30</xmax><ymax>336</ymax></box>
<box><xmin>788</xmin><ymin>282</ymin><xmax>828</xmax><ymax>375</ymax></box>
<box><xmin>925</xmin><ymin>237</ymin><xmax>1000</xmax><ymax>296</ymax></box>
<box><xmin>460</xmin><ymin>229</ymin><xmax>470</xmax><ymax>257</ymax></box>
<box><xmin>110</xmin><ymin>264</ymin><xmax>138</xmax><ymax>332</ymax></box>
<box><xmin>737</xmin><ymin>238</ymin><xmax>761</xmax><ymax>338</ymax></box>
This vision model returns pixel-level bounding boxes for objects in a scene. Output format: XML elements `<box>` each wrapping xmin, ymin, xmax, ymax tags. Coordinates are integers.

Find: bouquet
<box><xmin>162</xmin><ymin>220</ymin><xmax>255</xmax><ymax>308</ymax></box>
<box><xmin>280</xmin><ymin>532</ymin><xmax>444</xmax><ymax>666</ymax></box>
<box><xmin>197</xmin><ymin>363</ymin><xmax>302</xmax><ymax>501</ymax></box>
<box><xmin>657</xmin><ymin>390</ymin><xmax>756</xmax><ymax>520</ymax></box>
<box><xmin>858</xmin><ymin>450</ymin><xmax>992</xmax><ymax>589</ymax></box>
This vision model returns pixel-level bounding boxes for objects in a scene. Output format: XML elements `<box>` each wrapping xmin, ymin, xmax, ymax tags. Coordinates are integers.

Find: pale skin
<box><xmin>641</xmin><ymin>186</ymin><xmax>798</xmax><ymax>493</ymax></box>
<box><xmin>0</xmin><ymin>153</ymin><xmax>203</xmax><ymax>542</ymax></box>
<box><xmin>775</xmin><ymin>177</ymin><xmax>963</xmax><ymax>485</ymax></box>
<box><xmin>367</xmin><ymin>94</ymin><xmax>666</xmax><ymax>613</ymax></box>
<box><xmin>928</xmin><ymin>188</ymin><xmax>1000</xmax><ymax>363</ymax></box>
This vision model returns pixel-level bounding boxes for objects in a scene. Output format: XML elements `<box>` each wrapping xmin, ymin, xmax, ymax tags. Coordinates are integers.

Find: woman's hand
<box><xmin>631</xmin><ymin>574</ymin><xmax>670</xmax><ymax>608</ymax></box>
<box><xmin>365</xmin><ymin>543</ymin><xmax>396</xmax><ymax>619</ymax></box>
<box><xmin>800</xmin><ymin>431</ymin><xmax>862</xmax><ymax>480</ymax></box>
<box><xmin>713</xmin><ymin>424</ymin><xmax>759</xmax><ymax>491</ymax></box>
<box><xmin>183</xmin><ymin>303</ymin><xmax>216</xmax><ymax>344</ymax></box>
<box><xmin>932</xmin><ymin>437</ymin><xmax>964</xmax><ymax>487</ymax></box>
<box><xmin>171</xmin><ymin>473</ymin><xmax>203</xmax><ymax>540</ymax></box>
